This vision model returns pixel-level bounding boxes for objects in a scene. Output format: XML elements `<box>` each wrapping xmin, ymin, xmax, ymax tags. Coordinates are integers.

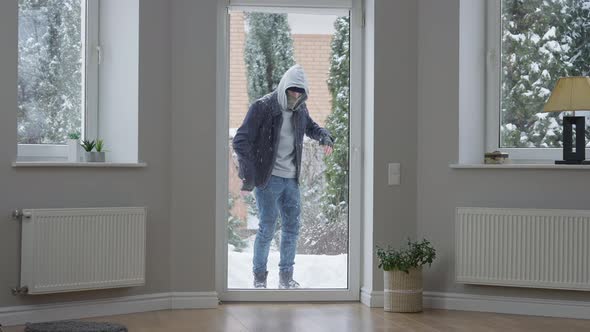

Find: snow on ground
<box><xmin>228</xmin><ymin>236</ymin><xmax>347</xmax><ymax>289</ymax></box>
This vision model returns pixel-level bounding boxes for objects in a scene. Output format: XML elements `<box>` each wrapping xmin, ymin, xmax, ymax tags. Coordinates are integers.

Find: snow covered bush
<box><xmin>18</xmin><ymin>0</ymin><xmax>83</xmax><ymax>144</ymax></box>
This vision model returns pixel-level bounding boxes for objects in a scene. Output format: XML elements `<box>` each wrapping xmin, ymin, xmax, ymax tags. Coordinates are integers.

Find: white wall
<box><xmin>458</xmin><ymin>0</ymin><xmax>485</xmax><ymax>164</ymax></box>
<box><xmin>417</xmin><ymin>0</ymin><xmax>590</xmax><ymax>303</ymax></box>
<box><xmin>369</xmin><ymin>0</ymin><xmax>418</xmax><ymax>291</ymax></box>
<box><xmin>169</xmin><ymin>0</ymin><xmax>218</xmax><ymax>292</ymax></box>
<box><xmin>98</xmin><ymin>0</ymin><xmax>140</xmax><ymax>162</ymax></box>
<box><xmin>0</xmin><ymin>0</ymin><xmax>171</xmax><ymax>307</ymax></box>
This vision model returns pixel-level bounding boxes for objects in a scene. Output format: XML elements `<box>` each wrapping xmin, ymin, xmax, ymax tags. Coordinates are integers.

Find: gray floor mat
<box><xmin>24</xmin><ymin>320</ymin><xmax>127</xmax><ymax>332</ymax></box>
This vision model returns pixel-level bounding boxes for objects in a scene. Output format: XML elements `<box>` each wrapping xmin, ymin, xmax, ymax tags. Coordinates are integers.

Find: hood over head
<box><xmin>277</xmin><ymin>64</ymin><xmax>309</xmax><ymax>111</ymax></box>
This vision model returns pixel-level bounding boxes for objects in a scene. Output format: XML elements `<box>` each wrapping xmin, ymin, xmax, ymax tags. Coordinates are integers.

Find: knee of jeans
<box><xmin>282</xmin><ymin>206</ymin><xmax>301</xmax><ymax>221</ymax></box>
<box><xmin>281</xmin><ymin>220</ymin><xmax>299</xmax><ymax>235</ymax></box>
<box><xmin>257</xmin><ymin>222</ymin><xmax>276</xmax><ymax>240</ymax></box>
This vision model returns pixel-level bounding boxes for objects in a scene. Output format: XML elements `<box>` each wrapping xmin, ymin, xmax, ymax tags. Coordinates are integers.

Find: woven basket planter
<box><xmin>383</xmin><ymin>266</ymin><xmax>423</xmax><ymax>313</ymax></box>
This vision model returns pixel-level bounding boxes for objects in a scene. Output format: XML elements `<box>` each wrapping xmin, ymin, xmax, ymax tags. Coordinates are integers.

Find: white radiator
<box><xmin>456</xmin><ymin>207</ymin><xmax>590</xmax><ymax>291</ymax></box>
<box><xmin>20</xmin><ymin>207</ymin><xmax>146</xmax><ymax>295</ymax></box>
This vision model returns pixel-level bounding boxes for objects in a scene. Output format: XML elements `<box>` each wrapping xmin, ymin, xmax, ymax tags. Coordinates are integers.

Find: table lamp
<box><xmin>543</xmin><ymin>76</ymin><xmax>590</xmax><ymax>164</ymax></box>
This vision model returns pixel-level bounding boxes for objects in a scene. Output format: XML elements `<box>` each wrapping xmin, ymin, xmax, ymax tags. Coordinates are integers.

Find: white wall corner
<box><xmin>98</xmin><ymin>0</ymin><xmax>140</xmax><ymax>163</ymax></box>
<box><xmin>458</xmin><ymin>0</ymin><xmax>486</xmax><ymax>164</ymax></box>
<box><xmin>362</xmin><ymin>0</ymin><xmax>375</xmax><ymax>297</ymax></box>
<box><xmin>0</xmin><ymin>292</ymin><xmax>219</xmax><ymax>327</ymax></box>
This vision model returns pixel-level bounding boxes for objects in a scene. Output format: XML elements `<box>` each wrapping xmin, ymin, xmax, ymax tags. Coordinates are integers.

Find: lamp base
<box><xmin>555</xmin><ymin>160</ymin><xmax>590</xmax><ymax>165</ymax></box>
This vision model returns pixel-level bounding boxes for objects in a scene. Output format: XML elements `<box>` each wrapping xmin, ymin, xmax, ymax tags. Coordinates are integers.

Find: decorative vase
<box><xmin>384</xmin><ymin>266</ymin><xmax>423</xmax><ymax>313</ymax></box>
<box><xmin>67</xmin><ymin>139</ymin><xmax>80</xmax><ymax>162</ymax></box>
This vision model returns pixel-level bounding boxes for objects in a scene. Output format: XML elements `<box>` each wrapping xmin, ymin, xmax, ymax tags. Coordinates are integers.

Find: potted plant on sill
<box><xmin>95</xmin><ymin>139</ymin><xmax>106</xmax><ymax>162</ymax></box>
<box><xmin>376</xmin><ymin>238</ymin><xmax>436</xmax><ymax>313</ymax></box>
<box><xmin>67</xmin><ymin>132</ymin><xmax>81</xmax><ymax>162</ymax></box>
<box><xmin>81</xmin><ymin>139</ymin><xmax>96</xmax><ymax>162</ymax></box>
<box><xmin>81</xmin><ymin>139</ymin><xmax>107</xmax><ymax>162</ymax></box>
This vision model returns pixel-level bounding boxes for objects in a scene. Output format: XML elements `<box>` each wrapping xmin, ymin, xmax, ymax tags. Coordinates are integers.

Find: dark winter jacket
<box><xmin>233</xmin><ymin>65</ymin><xmax>333</xmax><ymax>191</ymax></box>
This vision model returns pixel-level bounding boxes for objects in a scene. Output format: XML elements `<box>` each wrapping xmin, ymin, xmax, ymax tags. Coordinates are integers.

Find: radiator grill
<box><xmin>21</xmin><ymin>207</ymin><xmax>146</xmax><ymax>295</ymax></box>
<box><xmin>456</xmin><ymin>207</ymin><xmax>590</xmax><ymax>291</ymax></box>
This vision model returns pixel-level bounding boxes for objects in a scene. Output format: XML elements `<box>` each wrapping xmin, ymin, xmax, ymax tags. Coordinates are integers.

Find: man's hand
<box><xmin>324</xmin><ymin>145</ymin><xmax>333</xmax><ymax>156</ymax></box>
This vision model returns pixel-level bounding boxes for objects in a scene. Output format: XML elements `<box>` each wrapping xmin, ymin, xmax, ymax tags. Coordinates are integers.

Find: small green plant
<box><xmin>376</xmin><ymin>238</ymin><xmax>436</xmax><ymax>273</ymax></box>
<box><xmin>81</xmin><ymin>139</ymin><xmax>96</xmax><ymax>152</ymax></box>
<box><xmin>68</xmin><ymin>131</ymin><xmax>81</xmax><ymax>140</ymax></box>
<box><xmin>95</xmin><ymin>139</ymin><xmax>105</xmax><ymax>152</ymax></box>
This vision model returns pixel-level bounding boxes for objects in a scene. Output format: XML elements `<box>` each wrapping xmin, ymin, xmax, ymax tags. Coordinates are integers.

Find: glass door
<box><xmin>217</xmin><ymin>0</ymin><xmax>361</xmax><ymax>301</ymax></box>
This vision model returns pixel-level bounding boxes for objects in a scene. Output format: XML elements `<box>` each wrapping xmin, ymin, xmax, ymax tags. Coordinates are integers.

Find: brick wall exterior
<box><xmin>229</xmin><ymin>12</ymin><xmax>333</xmax><ymax>129</ymax></box>
<box><xmin>229</xmin><ymin>12</ymin><xmax>251</xmax><ymax>131</ymax></box>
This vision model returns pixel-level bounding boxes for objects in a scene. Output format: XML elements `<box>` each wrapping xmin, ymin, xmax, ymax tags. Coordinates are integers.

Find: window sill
<box><xmin>12</xmin><ymin>161</ymin><xmax>147</xmax><ymax>168</ymax></box>
<box><xmin>450</xmin><ymin>163</ymin><xmax>590</xmax><ymax>170</ymax></box>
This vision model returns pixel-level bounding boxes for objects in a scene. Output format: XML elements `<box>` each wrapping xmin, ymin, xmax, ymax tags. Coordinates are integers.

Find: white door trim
<box><xmin>215</xmin><ymin>0</ymin><xmax>363</xmax><ymax>302</ymax></box>
<box><xmin>361</xmin><ymin>290</ymin><xmax>590</xmax><ymax>320</ymax></box>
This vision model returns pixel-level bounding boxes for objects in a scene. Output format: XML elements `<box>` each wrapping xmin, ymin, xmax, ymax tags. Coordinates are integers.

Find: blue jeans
<box><xmin>253</xmin><ymin>176</ymin><xmax>301</xmax><ymax>275</ymax></box>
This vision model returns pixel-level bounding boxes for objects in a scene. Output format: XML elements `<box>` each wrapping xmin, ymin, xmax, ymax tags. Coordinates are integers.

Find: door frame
<box><xmin>215</xmin><ymin>0</ymin><xmax>363</xmax><ymax>302</ymax></box>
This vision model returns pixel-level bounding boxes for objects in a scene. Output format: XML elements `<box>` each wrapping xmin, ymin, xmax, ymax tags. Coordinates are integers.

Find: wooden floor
<box><xmin>4</xmin><ymin>303</ymin><xmax>590</xmax><ymax>332</ymax></box>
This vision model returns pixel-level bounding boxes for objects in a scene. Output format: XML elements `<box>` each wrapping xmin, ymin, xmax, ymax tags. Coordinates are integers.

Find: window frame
<box><xmin>17</xmin><ymin>0</ymin><xmax>99</xmax><ymax>160</ymax></box>
<box><xmin>485</xmin><ymin>0</ymin><xmax>589</xmax><ymax>162</ymax></box>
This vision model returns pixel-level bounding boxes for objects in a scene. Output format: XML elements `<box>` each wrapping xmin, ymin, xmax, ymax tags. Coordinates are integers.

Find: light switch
<box><xmin>388</xmin><ymin>163</ymin><xmax>400</xmax><ymax>185</ymax></box>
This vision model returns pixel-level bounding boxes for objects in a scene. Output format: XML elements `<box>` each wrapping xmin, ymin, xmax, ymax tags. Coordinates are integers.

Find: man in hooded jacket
<box><xmin>233</xmin><ymin>64</ymin><xmax>334</xmax><ymax>289</ymax></box>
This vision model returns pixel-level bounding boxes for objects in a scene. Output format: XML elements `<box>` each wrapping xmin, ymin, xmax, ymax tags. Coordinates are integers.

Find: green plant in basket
<box><xmin>376</xmin><ymin>238</ymin><xmax>436</xmax><ymax>273</ymax></box>
<box><xmin>81</xmin><ymin>139</ymin><xmax>95</xmax><ymax>152</ymax></box>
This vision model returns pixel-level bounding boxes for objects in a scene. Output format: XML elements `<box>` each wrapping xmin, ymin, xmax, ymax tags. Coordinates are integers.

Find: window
<box><xmin>17</xmin><ymin>0</ymin><xmax>98</xmax><ymax>159</ymax></box>
<box><xmin>487</xmin><ymin>0</ymin><xmax>590</xmax><ymax>160</ymax></box>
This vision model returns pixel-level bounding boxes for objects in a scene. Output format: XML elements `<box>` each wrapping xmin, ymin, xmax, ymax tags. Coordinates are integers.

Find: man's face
<box><xmin>287</xmin><ymin>90</ymin><xmax>302</xmax><ymax>98</ymax></box>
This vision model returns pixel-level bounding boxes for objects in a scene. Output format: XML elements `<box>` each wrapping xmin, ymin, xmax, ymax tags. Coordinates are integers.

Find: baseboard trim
<box><xmin>360</xmin><ymin>288</ymin><xmax>383</xmax><ymax>308</ymax></box>
<box><xmin>0</xmin><ymin>292</ymin><xmax>219</xmax><ymax>326</ymax></box>
<box><xmin>424</xmin><ymin>291</ymin><xmax>590</xmax><ymax>320</ymax></box>
<box><xmin>170</xmin><ymin>292</ymin><xmax>219</xmax><ymax>309</ymax></box>
<box><xmin>360</xmin><ymin>290</ymin><xmax>590</xmax><ymax>319</ymax></box>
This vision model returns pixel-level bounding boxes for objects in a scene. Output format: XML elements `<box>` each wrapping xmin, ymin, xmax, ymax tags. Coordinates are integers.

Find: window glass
<box><xmin>18</xmin><ymin>0</ymin><xmax>83</xmax><ymax>144</ymax></box>
<box><xmin>500</xmin><ymin>0</ymin><xmax>590</xmax><ymax>148</ymax></box>
<box><xmin>227</xmin><ymin>10</ymin><xmax>350</xmax><ymax>289</ymax></box>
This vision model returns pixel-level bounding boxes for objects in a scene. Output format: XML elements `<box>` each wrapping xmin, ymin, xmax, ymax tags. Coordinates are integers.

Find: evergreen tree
<box><xmin>322</xmin><ymin>16</ymin><xmax>350</xmax><ymax>221</ymax></box>
<box><xmin>500</xmin><ymin>0</ymin><xmax>570</xmax><ymax>148</ymax></box>
<box><xmin>18</xmin><ymin>0</ymin><xmax>82</xmax><ymax>144</ymax></box>
<box><xmin>500</xmin><ymin>0</ymin><xmax>590</xmax><ymax>148</ymax></box>
<box><xmin>244</xmin><ymin>13</ymin><xmax>295</xmax><ymax>102</ymax></box>
<box><xmin>561</xmin><ymin>0</ymin><xmax>590</xmax><ymax>142</ymax></box>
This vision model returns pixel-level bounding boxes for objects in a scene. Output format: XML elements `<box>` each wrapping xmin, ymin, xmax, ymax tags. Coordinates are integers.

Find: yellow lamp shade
<box><xmin>543</xmin><ymin>76</ymin><xmax>590</xmax><ymax>113</ymax></box>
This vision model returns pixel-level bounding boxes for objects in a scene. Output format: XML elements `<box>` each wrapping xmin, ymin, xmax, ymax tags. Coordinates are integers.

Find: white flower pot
<box><xmin>84</xmin><ymin>151</ymin><xmax>96</xmax><ymax>162</ymax></box>
<box><xmin>67</xmin><ymin>139</ymin><xmax>80</xmax><ymax>162</ymax></box>
<box><xmin>84</xmin><ymin>151</ymin><xmax>106</xmax><ymax>162</ymax></box>
<box><xmin>384</xmin><ymin>266</ymin><xmax>423</xmax><ymax>313</ymax></box>
<box><xmin>95</xmin><ymin>151</ymin><xmax>105</xmax><ymax>162</ymax></box>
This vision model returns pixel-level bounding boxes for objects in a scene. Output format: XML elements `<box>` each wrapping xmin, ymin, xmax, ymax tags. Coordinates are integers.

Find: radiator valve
<box><xmin>11</xmin><ymin>286</ymin><xmax>28</xmax><ymax>296</ymax></box>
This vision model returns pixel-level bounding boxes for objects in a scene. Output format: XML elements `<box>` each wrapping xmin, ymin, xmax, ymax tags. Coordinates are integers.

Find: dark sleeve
<box><xmin>232</xmin><ymin>102</ymin><xmax>261</xmax><ymax>191</ymax></box>
<box><xmin>304</xmin><ymin>109</ymin><xmax>334</xmax><ymax>146</ymax></box>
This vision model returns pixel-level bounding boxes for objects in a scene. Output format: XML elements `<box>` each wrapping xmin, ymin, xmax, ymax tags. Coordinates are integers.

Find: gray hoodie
<box><xmin>272</xmin><ymin>65</ymin><xmax>309</xmax><ymax>179</ymax></box>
